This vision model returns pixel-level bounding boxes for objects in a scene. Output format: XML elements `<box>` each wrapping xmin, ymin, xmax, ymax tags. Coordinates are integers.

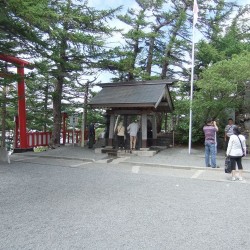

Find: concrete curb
<box><xmin>12</xmin><ymin>153</ymin><xmax>96</xmax><ymax>163</ymax></box>
<box><xmin>12</xmin><ymin>153</ymin><xmax>250</xmax><ymax>174</ymax></box>
<box><xmin>119</xmin><ymin>161</ymin><xmax>250</xmax><ymax>174</ymax></box>
<box><xmin>121</xmin><ymin>161</ymin><xmax>235</xmax><ymax>172</ymax></box>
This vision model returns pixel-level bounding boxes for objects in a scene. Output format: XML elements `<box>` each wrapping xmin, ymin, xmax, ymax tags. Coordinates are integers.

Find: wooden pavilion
<box><xmin>89</xmin><ymin>79</ymin><xmax>176</xmax><ymax>149</ymax></box>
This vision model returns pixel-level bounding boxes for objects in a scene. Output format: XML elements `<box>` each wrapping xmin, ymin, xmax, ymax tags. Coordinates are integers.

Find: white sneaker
<box><xmin>232</xmin><ymin>177</ymin><xmax>236</xmax><ymax>181</ymax></box>
<box><xmin>238</xmin><ymin>177</ymin><xmax>243</xmax><ymax>181</ymax></box>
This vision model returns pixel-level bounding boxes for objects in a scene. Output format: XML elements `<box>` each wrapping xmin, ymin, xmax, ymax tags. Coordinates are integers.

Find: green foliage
<box><xmin>85</xmin><ymin>108</ymin><xmax>105</xmax><ymax>127</ymax></box>
<box><xmin>95</xmin><ymin>127</ymin><xmax>105</xmax><ymax>140</ymax></box>
<box><xmin>174</xmin><ymin>52</ymin><xmax>250</xmax><ymax>143</ymax></box>
<box><xmin>196</xmin><ymin>40</ymin><xmax>224</xmax><ymax>66</ymax></box>
<box><xmin>0</xmin><ymin>0</ymin><xmax>48</xmax><ymax>55</ymax></box>
<box><xmin>174</xmin><ymin>8</ymin><xmax>250</xmax><ymax>144</ymax></box>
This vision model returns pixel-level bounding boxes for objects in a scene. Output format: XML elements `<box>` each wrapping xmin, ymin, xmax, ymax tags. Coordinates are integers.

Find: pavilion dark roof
<box><xmin>89</xmin><ymin>79</ymin><xmax>176</xmax><ymax>112</ymax></box>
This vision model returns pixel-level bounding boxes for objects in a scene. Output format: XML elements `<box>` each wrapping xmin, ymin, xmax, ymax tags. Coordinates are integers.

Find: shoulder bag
<box><xmin>237</xmin><ymin>135</ymin><xmax>245</xmax><ymax>157</ymax></box>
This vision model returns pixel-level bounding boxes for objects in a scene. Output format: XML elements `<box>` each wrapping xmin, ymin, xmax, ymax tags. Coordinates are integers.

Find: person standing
<box><xmin>203</xmin><ymin>118</ymin><xmax>219</xmax><ymax>168</ymax></box>
<box><xmin>115</xmin><ymin>121</ymin><xmax>125</xmax><ymax>150</ymax></box>
<box><xmin>224</xmin><ymin>118</ymin><xmax>237</xmax><ymax>150</ymax></box>
<box><xmin>88</xmin><ymin>123</ymin><xmax>95</xmax><ymax>148</ymax></box>
<box><xmin>226</xmin><ymin>127</ymin><xmax>246</xmax><ymax>181</ymax></box>
<box><xmin>127</xmin><ymin>119</ymin><xmax>139</xmax><ymax>152</ymax></box>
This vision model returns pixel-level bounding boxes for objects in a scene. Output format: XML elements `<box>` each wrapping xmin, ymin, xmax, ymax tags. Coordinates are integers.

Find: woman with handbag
<box><xmin>226</xmin><ymin>127</ymin><xmax>247</xmax><ymax>181</ymax></box>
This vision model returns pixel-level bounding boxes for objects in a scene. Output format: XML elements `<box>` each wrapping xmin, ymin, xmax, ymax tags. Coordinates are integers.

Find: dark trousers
<box><xmin>88</xmin><ymin>135</ymin><xmax>95</xmax><ymax>148</ymax></box>
<box><xmin>117</xmin><ymin>136</ymin><xmax>125</xmax><ymax>149</ymax></box>
<box><xmin>230</xmin><ymin>156</ymin><xmax>243</xmax><ymax>170</ymax></box>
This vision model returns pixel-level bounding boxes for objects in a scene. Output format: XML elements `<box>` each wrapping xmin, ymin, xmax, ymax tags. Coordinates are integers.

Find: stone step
<box><xmin>96</xmin><ymin>147</ymin><xmax>158</xmax><ymax>157</ymax></box>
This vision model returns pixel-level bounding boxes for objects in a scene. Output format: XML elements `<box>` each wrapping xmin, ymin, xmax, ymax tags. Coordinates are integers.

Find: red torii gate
<box><xmin>0</xmin><ymin>54</ymin><xmax>30</xmax><ymax>151</ymax></box>
<box><xmin>1</xmin><ymin>55</ymin><xmax>88</xmax><ymax>149</ymax></box>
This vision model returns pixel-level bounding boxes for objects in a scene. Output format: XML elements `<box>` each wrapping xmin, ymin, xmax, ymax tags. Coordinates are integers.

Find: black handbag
<box><xmin>224</xmin><ymin>156</ymin><xmax>232</xmax><ymax>173</ymax></box>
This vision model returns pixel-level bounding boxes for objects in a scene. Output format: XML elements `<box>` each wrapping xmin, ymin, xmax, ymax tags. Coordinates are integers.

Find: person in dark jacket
<box><xmin>88</xmin><ymin>123</ymin><xmax>95</xmax><ymax>148</ymax></box>
<box><xmin>224</xmin><ymin>118</ymin><xmax>237</xmax><ymax>150</ymax></box>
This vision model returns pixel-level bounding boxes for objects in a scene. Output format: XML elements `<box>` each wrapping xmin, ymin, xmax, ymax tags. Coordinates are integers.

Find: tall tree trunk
<box><xmin>146</xmin><ymin>17</ymin><xmax>174</xmax><ymax>76</ymax></box>
<box><xmin>51</xmin><ymin>0</ymin><xmax>70</xmax><ymax>146</ymax></box>
<box><xmin>128</xmin><ymin>36</ymin><xmax>140</xmax><ymax>81</ymax></box>
<box><xmin>80</xmin><ymin>81</ymin><xmax>89</xmax><ymax>147</ymax></box>
<box><xmin>84</xmin><ymin>82</ymin><xmax>89</xmax><ymax>126</ymax></box>
<box><xmin>51</xmin><ymin>38</ymin><xmax>67</xmax><ymax>145</ymax></box>
<box><xmin>146</xmin><ymin>36</ymin><xmax>155</xmax><ymax>76</ymax></box>
<box><xmin>161</xmin><ymin>50</ymin><xmax>171</xmax><ymax>79</ymax></box>
<box><xmin>161</xmin><ymin>9</ymin><xmax>187</xmax><ymax>79</ymax></box>
<box><xmin>51</xmin><ymin>77</ymin><xmax>63</xmax><ymax>145</ymax></box>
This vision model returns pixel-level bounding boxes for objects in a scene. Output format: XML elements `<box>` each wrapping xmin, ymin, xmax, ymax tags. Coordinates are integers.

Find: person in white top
<box><xmin>226</xmin><ymin>127</ymin><xmax>246</xmax><ymax>181</ymax></box>
<box><xmin>127</xmin><ymin>119</ymin><xmax>139</xmax><ymax>151</ymax></box>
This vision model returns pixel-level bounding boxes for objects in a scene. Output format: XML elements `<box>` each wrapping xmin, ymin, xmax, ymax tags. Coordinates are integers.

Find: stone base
<box><xmin>13</xmin><ymin>147</ymin><xmax>34</xmax><ymax>153</ymax></box>
<box><xmin>94</xmin><ymin>148</ymin><xmax>103</xmax><ymax>154</ymax></box>
<box><xmin>139</xmin><ymin>148</ymin><xmax>150</xmax><ymax>151</ymax></box>
<box><xmin>0</xmin><ymin>147</ymin><xmax>10</xmax><ymax>163</ymax></box>
<box><xmin>117</xmin><ymin>149</ymin><xmax>157</xmax><ymax>157</ymax></box>
<box><xmin>100</xmin><ymin>148</ymin><xmax>117</xmax><ymax>157</ymax></box>
<box><xmin>133</xmin><ymin>150</ymin><xmax>157</xmax><ymax>156</ymax></box>
<box><xmin>95</xmin><ymin>147</ymin><xmax>158</xmax><ymax>157</ymax></box>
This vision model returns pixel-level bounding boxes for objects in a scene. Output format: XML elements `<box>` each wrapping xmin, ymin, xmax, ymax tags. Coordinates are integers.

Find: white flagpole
<box><xmin>188</xmin><ymin>0</ymin><xmax>199</xmax><ymax>154</ymax></box>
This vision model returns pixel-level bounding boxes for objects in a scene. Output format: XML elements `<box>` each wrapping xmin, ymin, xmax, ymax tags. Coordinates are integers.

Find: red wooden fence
<box><xmin>27</xmin><ymin>132</ymin><xmax>52</xmax><ymax>147</ymax></box>
<box><xmin>24</xmin><ymin>130</ymin><xmax>89</xmax><ymax>148</ymax></box>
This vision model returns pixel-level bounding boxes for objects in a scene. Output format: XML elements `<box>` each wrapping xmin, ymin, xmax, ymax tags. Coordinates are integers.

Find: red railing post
<box><xmin>62</xmin><ymin>113</ymin><xmax>68</xmax><ymax>145</ymax></box>
<box><xmin>14</xmin><ymin>115</ymin><xmax>19</xmax><ymax>148</ymax></box>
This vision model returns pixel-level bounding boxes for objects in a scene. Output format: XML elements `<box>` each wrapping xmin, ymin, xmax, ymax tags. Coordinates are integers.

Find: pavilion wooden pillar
<box><xmin>108</xmin><ymin>114</ymin><xmax>115</xmax><ymax>147</ymax></box>
<box><xmin>141</xmin><ymin>113</ymin><xmax>147</xmax><ymax>148</ymax></box>
<box><xmin>152</xmin><ymin>114</ymin><xmax>157</xmax><ymax>146</ymax></box>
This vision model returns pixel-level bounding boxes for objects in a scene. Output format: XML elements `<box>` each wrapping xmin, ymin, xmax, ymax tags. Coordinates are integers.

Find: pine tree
<box><xmin>35</xmin><ymin>0</ymin><xmax>120</xmax><ymax>145</ymax></box>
